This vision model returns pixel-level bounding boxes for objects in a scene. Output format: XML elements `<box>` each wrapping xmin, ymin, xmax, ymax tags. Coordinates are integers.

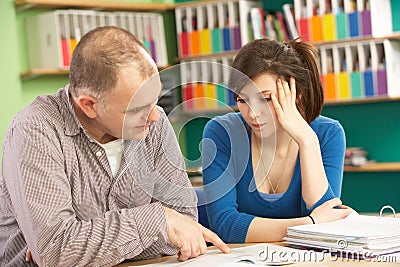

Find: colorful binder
<box><xmin>360</xmin><ymin>10</ymin><xmax>372</xmax><ymax>36</ymax></box>
<box><xmin>350</xmin><ymin>72</ymin><xmax>363</xmax><ymax>98</ymax></box>
<box><xmin>335</xmin><ymin>12</ymin><xmax>348</xmax><ymax>40</ymax></box>
<box><xmin>228</xmin><ymin>1</ymin><xmax>241</xmax><ymax>50</ymax></box>
<box><xmin>322</xmin><ymin>13</ymin><xmax>337</xmax><ymax>41</ymax></box>
<box><xmin>325</xmin><ymin>73</ymin><xmax>337</xmax><ymax>100</ymax></box>
<box><xmin>363</xmin><ymin>71</ymin><xmax>374</xmax><ymax>97</ymax></box>
<box><xmin>337</xmin><ymin>72</ymin><xmax>350</xmax><ymax>99</ymax></box>
<box><xmin>392</xmin><ymin>0</ymin><xmax>400</xmax><ymax>32</ymax></box>
<box><xmin>348</xmin><ymin>11</ymin><xmax>359</xmax><ymax>37</ymax></box>
<box><xmin>311</xmin><ymin>15</ymin><xmax>323</xmax><ymax>42</ymax></box>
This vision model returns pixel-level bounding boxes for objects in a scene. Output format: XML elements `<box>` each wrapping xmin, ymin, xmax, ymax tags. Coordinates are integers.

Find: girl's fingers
<box><xmin>277</xmin><ymin>79</ymin><xmax>286</xmax><ymax>108</ymax></box>
<box><xmin>290</xmin><ymin>77</ymin><xmax>297</xmax><ymax>107</ymax></box>
<box><xmin>271</xmin><ymin>92</ymin><xmax>283</xmax><ymax>116</ymax></box>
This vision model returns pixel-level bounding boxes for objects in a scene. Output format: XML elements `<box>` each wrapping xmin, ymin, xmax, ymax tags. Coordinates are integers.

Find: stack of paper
<box><xmin>285</xmin><ymin>213</ymin><xmax>400</xmax><ymax>258</ymax></box>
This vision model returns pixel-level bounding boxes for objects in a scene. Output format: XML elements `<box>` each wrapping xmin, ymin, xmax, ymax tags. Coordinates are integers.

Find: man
<box><xmin>0</xmin><ymin>26</ymin><xmax>229</xmax><ymax>266</ymax></box>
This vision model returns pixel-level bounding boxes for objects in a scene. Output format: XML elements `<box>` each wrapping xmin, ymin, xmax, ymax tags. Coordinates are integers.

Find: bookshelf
<box><xmin>176</xmin><ymin>51</ymin><xmax>239</xmax><ymax>62</ymax></box>
<box><xmin>11</xmin><ymin>0</ymin><xmax>400</xmax><ymax>213</ymax></box>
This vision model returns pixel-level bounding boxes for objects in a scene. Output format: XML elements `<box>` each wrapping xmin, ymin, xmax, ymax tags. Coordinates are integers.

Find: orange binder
<box><xmin>193</xmin><ymin>83</ymin><xmax>205</xmax><ymax>109</ymax></box>
<box><xmin>324</xmin><ymin>73</ymin><xmax>336</xmax><ymax>100</ymax></box>
<box><xmin>191</xmin><ymin>30</ymin><xmax>200</xmax><ymax>55</ymax></box>
<box><xmin>311</xmin><ymin>15</ymin><xmax>322</xmax><ymax>42</ymax></box>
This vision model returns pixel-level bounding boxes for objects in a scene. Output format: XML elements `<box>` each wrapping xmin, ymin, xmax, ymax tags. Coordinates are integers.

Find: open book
<box><xmin>285</xmin><ymin>211</ymin><xmax>400</xmax><ymax>258</ymax></box>
<box><xmin>131</xmin><ymin>243</ymin><xmax>324</xmax><ymax>266</ymax></box>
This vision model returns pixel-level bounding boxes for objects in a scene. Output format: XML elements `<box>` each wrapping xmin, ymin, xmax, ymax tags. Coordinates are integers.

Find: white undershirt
<box><xmin>98</xmin><ymin>139</ymin><xmax>123</xmax><ymax>177</ymax></box>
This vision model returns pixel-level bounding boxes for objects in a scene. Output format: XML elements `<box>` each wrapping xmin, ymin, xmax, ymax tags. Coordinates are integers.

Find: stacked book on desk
<box><xmin>285</xmin><ymin>213</ymin><xmax>400</xmax><ymax>258</ymax></box>
<box><xmin>344</xmin><ymin>147</ymin><xmax>369</xmax><ymax>166</ymax></box>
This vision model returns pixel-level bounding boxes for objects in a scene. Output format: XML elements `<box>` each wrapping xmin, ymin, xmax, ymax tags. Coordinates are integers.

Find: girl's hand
<box><xmin>310</xmin><ymin>198</ymin><xmax>354</xmax><ymax>224</ymax></box>
<box><xmin>270</xmin><ymin>77</ymin><xmax>310</xmax><ymax>142</ymax></box>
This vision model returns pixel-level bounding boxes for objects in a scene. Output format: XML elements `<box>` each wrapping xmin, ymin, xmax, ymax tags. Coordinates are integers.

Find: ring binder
<box><xmin>379</xmin><ymin>205</ymin><xmax>396</xmax><ymax>218</ymax></box>
<box><xmin>286</xmin><ymin>209</ymin><xmax>400</xmax><ymax>257</ymax></box>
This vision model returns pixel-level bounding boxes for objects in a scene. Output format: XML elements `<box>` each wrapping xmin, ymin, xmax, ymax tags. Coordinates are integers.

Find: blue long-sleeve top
<box><xmin>202</xmin><ymin>112</ymin><xmax>346</xmax><ymax>243</ymax></box>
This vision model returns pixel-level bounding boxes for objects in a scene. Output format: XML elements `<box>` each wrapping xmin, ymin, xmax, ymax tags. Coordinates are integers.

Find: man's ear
<box><xmin>77</xmin><ymin>95</ymin><xmax>98</xmax><ymax>119</ymax></box>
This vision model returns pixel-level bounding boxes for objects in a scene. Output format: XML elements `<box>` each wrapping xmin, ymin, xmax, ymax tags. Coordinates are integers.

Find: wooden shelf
<box><xmin>21</xmin><ymin>68</ymin><xmax>70</xmax><ymax>79</ymax></box>
<box><xmin>21</xmin><ymin>65</ymin><xmax>172</xmax><ymax>79</ymax></box>
<box><xmin>168</xmin><ymin>106</ymin><xmax>238</xmax><ymax>121</ymax></box>
<box><xmin>313</xmin><ymin>33</ymin><xmax>400</xmax><ymax>47</ymax></box>
<box><xmin>15</xmin><ymin>0</ymin><xmax>175</xmax><ymax>11</ymax></box>
<box><xmin>324</xmin><ymin>96</ymin><xmax>400</xmax><ymax>106</ymax></box>
<box><xmin>344</xmin><ymin>162</ymin><xmax>400</xmax><ymax>172</ymax></box>
<box><xmin>187</xmin><ymin>162</ymin><xmax>400</xmax><ymax>188</ymax></box>
<box><xmin>176</xmin><ymin>51</ymin><xmax>239</xmax><ymax>62</ymax></box>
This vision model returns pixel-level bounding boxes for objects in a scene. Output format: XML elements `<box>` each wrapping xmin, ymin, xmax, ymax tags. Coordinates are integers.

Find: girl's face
<box><xmin>236</xmin><ymin>73</ymin><xmax>280</xmax><ymax>139</ymax></box>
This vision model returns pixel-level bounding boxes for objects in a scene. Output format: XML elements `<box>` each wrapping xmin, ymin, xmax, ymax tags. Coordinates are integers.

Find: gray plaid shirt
<box><xmin>1</xmin><ymin>86</ymin><xmax>197</xmax><ymax>266</ymax></box>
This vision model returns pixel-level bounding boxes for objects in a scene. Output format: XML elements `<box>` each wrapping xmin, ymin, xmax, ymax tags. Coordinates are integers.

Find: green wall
<box><xmin>0</xmin><ymin>0</ymin><xmax>23</xmax><ymax>153</ymax></box>
<box><xmin>322</xmin><ymin>102</ymin><xmax>400</xmax><ymax>213</ymax></box>
<box><xmin>322</xmin><ymin>101</ymin><xmax>400</xmax><ymax>162</ymax></box>
<box><xmin>0</xmin><ymin>1</ymin><xmax>68</xmax><ymax>155</ymax></box>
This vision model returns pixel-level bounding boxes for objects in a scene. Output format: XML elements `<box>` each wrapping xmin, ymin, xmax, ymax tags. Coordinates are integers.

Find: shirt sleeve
<box><xmin>1</xmin><ymin>117</ymin><xmax>184</xmax><ymax>267</ymax></box>
<box><xmin>202</xmin><ymin>118</ymin><xmax>255</xmax><ymax>243</ymax></box>
<box><xmin>151</xmin><ymin>108</ymin><xmax>198</xmax><ymax>222</ymax></box>
<box><xmin>302</xmin><ymin>120</ymin><xmax>346</xmax><ymax>214</ymax></box>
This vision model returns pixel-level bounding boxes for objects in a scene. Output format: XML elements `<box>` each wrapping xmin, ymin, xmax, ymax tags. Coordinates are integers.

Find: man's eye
<box><xmin>261</xmin><ymin>97</ymin><xmax>272</xmax><ymax>102</ymax></box>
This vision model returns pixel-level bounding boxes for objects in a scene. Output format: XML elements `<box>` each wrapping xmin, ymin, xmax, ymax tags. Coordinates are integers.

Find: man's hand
<box><xmin>163</xmin><ymin>206</ymin><xmax>230</xmax><ymax>261</ymax></box>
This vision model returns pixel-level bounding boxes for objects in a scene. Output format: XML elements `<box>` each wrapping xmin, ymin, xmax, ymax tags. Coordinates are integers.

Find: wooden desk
<box><xmin>116</xmin><ymin>243</ymin><xmax>399</xmax><ymax>266</ymax></box>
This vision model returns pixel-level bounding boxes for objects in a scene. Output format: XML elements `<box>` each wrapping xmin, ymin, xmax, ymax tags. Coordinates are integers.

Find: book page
<box><xmin>129</xmin><ymin>243</ymin><xmax>324</xmax><ymax>266</ymax></box>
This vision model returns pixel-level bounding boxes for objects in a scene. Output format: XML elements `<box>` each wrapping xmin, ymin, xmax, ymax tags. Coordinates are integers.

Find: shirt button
<box><xmin>153</xmin><ymin>236</ymin><xmax>159</xmax><ymax>241</ymax></box>
<box><xmin>96</xmin><ymin>151</ymin><xmax>102</xmax><ymax>157</ymax></box>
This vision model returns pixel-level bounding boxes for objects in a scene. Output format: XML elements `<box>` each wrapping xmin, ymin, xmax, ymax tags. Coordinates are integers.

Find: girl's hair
<box><xmin>229</xmin><ymin>38</ymin><xmax>324</xmax><ymax>123</ymax></box>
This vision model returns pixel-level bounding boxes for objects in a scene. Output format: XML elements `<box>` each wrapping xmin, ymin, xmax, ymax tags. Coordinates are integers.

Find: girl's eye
<box><xmin>261</xmin><ymin>97</ymin><xmax>272</xmax><ymax>102</ymax></box>
<box><xmin>237</xmin><ymin>98</ymin><xmax>246</xmax><ymax>103</ymax></box>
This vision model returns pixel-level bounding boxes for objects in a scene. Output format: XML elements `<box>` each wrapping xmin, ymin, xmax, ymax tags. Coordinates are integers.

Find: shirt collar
<box><xmin>61</xmin><ymin>84</ymin><xmax>85</xmax><ymax>137</ymax></box>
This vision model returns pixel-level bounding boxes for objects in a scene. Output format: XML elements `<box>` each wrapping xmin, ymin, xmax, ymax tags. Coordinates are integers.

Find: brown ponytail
<box><xmin>288</xmin><ymin>38</ymin><xmax>324</xmax><ymax>123</ymax></box>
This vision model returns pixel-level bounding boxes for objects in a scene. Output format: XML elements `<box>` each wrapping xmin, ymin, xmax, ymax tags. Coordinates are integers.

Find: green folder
<box><xmin>212</xmin><ymin>29</ymin><xmax>222</xmax><ymax>53</ymax></box>
<box><xmin>217</xmin><ymin>84</ymin><xmax>227</xmax><ymax>107</ymax></box>
<box><xmin>336</xmin><ymin>12</ymin><xmax>348</xmax><ymax>40</ymax></box>
<box><xmin>391</xmin><ymin>0</ymin><xmax>400</xmax><ymax>32</ymax></box>
<box><xmin>350</xmin><ymin>72</ymin><xmax>363</xmax><ymax>99</ymax></box>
